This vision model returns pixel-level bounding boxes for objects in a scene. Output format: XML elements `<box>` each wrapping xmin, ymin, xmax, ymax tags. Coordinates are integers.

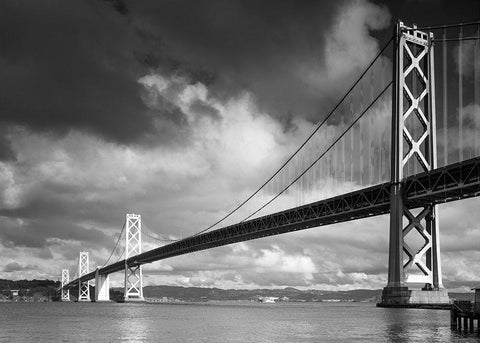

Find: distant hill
<box><xmin>0</xmin><ymin>279</ymin><xmax>60</xmax><ymax>301</ymax></box>
<box><xmin>449</xmin><ymin>292</ymin><xmax>475</xmax><ymax>302</ymax></box>
<box><xmin>0</xmin><ymin>278</ymin><xmax>474</xmax><ymax>303</ymax></box>
<box><xmin>142</xmin><ymin>285</ymin><xmax>477</xmax><ymax>303</ymax></box>
<box><xmin>142</xmin><ymin>285</ymin><xmax>382</xmax><ymax>302</ymax></box>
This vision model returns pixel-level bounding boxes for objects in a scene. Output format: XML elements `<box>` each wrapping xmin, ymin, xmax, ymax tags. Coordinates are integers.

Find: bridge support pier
<box><xmin>94</xmin><ymin>268</ymin><xmax>111</xmax><ymax>302</ymax></box>
<box><xmin>123</xmin><ymin>213</ymin><xmax>144</xmax><ymax>302</ymax></box>
<box><xmin>379</xmin><ymin>22</ymin><xmax>449</xmax><ymax>307</ymax></box>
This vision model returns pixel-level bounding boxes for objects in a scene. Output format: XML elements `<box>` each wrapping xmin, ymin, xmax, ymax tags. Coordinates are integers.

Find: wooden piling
<box><xmin>450</xmin><ymin>308</ymin><xmax>457</xmax><ymax>329</ymax></box>
<box><xmin>451</xmin><ymin>300</ymin><xmax>479</xmax><ymax>333</ymax></box>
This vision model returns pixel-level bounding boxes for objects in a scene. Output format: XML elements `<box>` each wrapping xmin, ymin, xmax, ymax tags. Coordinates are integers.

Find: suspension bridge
<box><xmin>59</xmin><ymin>21</ymin><xmax>480</xmax><ymax>306</ymax></box>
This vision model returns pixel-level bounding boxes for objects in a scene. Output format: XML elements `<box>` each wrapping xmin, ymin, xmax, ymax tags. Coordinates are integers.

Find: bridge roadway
<box><xmin>64</xmin><ymin>156</ymin><xmax>480</xmax><ymax>289</ymax></box>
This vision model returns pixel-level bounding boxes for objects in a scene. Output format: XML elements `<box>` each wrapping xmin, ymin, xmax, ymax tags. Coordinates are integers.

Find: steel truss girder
<box><xmin>405</xmin><ymin>157</ymin><xmax>480</xmax><ymax>206</ymax></box>
<box><xmin>63</xmin><ymin>157</ymin><xmax>480</xmax><ymax>289</ymax></box>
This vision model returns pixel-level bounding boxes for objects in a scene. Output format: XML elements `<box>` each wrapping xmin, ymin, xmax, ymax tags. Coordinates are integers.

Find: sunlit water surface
<box><xmin>0</xmin><ymin>302</ymin><xmax>478</xmax><ymax>342</ymax></box>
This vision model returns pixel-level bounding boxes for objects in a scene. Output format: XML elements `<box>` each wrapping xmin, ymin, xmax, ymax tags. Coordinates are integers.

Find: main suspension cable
<box><xmin>241</xmin><ymin>82</ymin><xmax>392</xmax><ymax>222</ymax></box>
<box><xmin>103</xmin><ymin>220</ymin><xmax>126</xmax><ymax>266</ymax></box>
<box><xmin>414</xmin><ymin>20</ymin><xmax>480</xmax><ymax>31</ymax></box>
<box><xmin>142</xmin><ymin>221</ymin><xmax>178</xmax><ymax>242</ymax></box>
<box><xmin>192</xmin><ymin>35</ymin><xmax>394</xmax><ymax>237</ymax></box>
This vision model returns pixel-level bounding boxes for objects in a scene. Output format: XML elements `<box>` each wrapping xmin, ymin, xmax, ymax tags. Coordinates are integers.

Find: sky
<box><xmin>0</xmin><ymin>0</ymin><xmax>479</xmax><ymax>292</ymax></box>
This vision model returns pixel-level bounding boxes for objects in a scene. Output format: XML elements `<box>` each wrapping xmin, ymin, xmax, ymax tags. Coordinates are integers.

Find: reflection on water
<box><xmin>115</xmin><ymin>304</ymin><xmax>150</xmax><ymax>342</ymax></box>
<box><xmin>384</xmin><ymin>308</ymin><xmax>444</xmax><ymax>342</ymax></box>
<box><xmin>0</xmin><ymin>302</ymin><xmax>479</xmax><ymax>342</ymax></box>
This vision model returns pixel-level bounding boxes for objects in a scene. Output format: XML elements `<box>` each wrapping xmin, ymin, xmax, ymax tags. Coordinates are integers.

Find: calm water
<box><xmin>0</xmin><ymin>301</ymin><xmax>478</xmax><ymax>342</ymax></box>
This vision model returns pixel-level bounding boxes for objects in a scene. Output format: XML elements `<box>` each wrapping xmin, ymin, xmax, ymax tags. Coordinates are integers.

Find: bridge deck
<box><xmin>65</xmin><ymin>157</ymin><xmax>480</xmax><ymax>289</ymax></box>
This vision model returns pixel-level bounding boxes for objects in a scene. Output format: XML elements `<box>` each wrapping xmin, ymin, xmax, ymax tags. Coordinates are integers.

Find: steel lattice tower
<box><xmin>61</xmin><ymin>269</ymin><xmax>70</xmax><ymax>301</ymax></box>
<box><xmin>381</xmin><ymin>22</ymin><xmax>449</xmax><ymax>305</ymax></box>
<box><xmin>124</xmin><ymin>213</ymin><xmax>144</xmax><ymax>301</ymax></box>
<box><xmin>78</xmin><ymin>251</ymin><xmax>90</xmax><ymax>301</ymax></box>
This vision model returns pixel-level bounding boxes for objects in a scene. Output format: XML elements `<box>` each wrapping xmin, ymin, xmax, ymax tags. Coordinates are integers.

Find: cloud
<box><xmin>453</xmin><ymin>39</ymin><xmax>480</xmax><ymax>78</ymax></box>
<box><xmin>324</xmin><ymin>0</ymin><xmax>390</xmax><ymax>81</ymax></box>
<box><xmin>3</xmin><ymin>262</ymin><xmax>37</xmax><ymax>273</ymax></box>
<box><xmin>436</xmin><ymin>103</ymin><xmax>480</xmax><ymax>164</ymax></box>
<box><xmin>0</xmin><ymin>0</ymin><xmax>392</xmax><ymax>147</ymax></box>
<box><xmin>0</xmin><ymin>1</ymin><xmax>160</xmax><ymax>144</ymax></box>
<box><xmin>0</xmin><ymin>72</ymin><xmax>314</xmax><ymax>278</ymax></box>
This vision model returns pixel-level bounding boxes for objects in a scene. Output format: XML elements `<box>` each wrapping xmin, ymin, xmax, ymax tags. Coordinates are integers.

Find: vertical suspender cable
<box><xmin>381</xmin><ymin>56</ymin><xmax>386</xmax><ymax>181</ymax></box>
<box><xmin>359</xmin><ymin>80</ymin><xmax>364</xmax><ymax>186</ymax></box>
<box><xmin>324</xmin><ymin>127</ymin><xmax>328</xmax><ymax>186</ymax></box>
<box><xmin>458</xmin><ymin>27</ymin><xmax>463</xmax><ymax>162</ymax></box>
<box><xmin>443</xmin><ymin>29</ymin><xmax>448</xmax><ymax>165</ymax></box>
<box><xmin>342</xmin><ymin>117</ymin><xmax>346</xmax><ymax>183</ymax></box>
<box><xmin>192</xmin><ymin>37</ymin><xmax>393</xmax><ymax>237</ymax></box>
<box><xmin>313</xmin><ymin>135</ymin><xmax>318</xmax><ymax>185</ymax></box>
<box><xmin>241</xmin><ymin>82</ymin><xmax>392</xmax><ymax>222</ymax></box>
<box><xmin>294</xmin><ymin>159</ymin><xmax>298</xmax><ymax>206</ymax></box>
<box><xmin>371</xmin><ymin>64</ymin><xmax>376</xmax><ymax>184</ymax></box>
<box><xmin>350</xmin><ymin>98</ymin><xmax>354</xmax><ymax>183</ymax></box>
<box><xmin>475</xmin><ymin>25</ymin><xmax>480</xmax><ymax>156</ymax></box>
<box><xmin>359</xmin><ymin>122</ymin><xmax>363</xmax><ymax>185</ymax></box>
<box><xmin>300</xmin><ymin>155</ymin><xmax>304</xmax><ymax>204</ymax></box>
<box><xmin>332</xmin><ymin>142</ymin><xmax>336</xmax><ymax>190</ymax></box>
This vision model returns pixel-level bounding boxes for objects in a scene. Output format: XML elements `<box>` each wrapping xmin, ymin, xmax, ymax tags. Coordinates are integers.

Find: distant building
<box><xmin>258</xmin><ymin>296</ymin><xmax>279</xmax><ymax>303</ymax></box>
<box><xmin>10</xmin><ymin>290</ymin><xmax>19</xmax><ymax>297</ymax></box>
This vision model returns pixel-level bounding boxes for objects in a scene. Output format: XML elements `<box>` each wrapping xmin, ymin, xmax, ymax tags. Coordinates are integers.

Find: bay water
<box><xmin>0</xmin><ymin>301</ymin><xmax>478</xmax><ymax>342</ymax></box>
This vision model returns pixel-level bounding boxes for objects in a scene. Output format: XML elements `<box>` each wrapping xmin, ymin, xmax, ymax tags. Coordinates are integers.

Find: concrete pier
<box><xmin>377</xmin><ymin>287</ymin><xmax>450</xmax><ymax>308</ymax></box>
<box><xmin>94</xmin><ymin>269</ymin><xmax>111</xmax><ymax>302</ymax></box>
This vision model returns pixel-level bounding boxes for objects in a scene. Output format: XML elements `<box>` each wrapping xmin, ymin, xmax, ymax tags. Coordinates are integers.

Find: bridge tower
<box><xmin>78</xmin><ymin>251</ymin><xmax>91</xmax><ymax>301</ymax></box>
<box><xmin>61</xmin><ymin>269</ymin><xmax>70</xmax><ymax>301</ymax></box>
<box><xmin>124</xmin><ymin>213</ymin><xmax>144</xmax><ymax>301</ymax></box>
<box><xmin>380</xmin><ymin>22</ymin><xmax>449</xmax><ymax>306</ymax></box>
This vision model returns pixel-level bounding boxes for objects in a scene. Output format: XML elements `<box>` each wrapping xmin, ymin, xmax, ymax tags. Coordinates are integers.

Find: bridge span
<box><xmin>60</xmin><ymin>20</ymin><xmax>480</xmax><ymax>306</ymax></box>
<box><xmin>63</xmin><ymin>156</ymin><xmax>480</xmax><ymax>290</ymax></box>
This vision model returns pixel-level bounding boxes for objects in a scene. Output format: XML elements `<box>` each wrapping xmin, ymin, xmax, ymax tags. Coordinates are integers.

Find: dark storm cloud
<box><xmin>0</xmin><ymin>0</ymin><xmax>155</xmax><ymax>143</ymax></box>
<box><xmin>3</xmin><ymin>262</ymin><xmax>37</xmax><ymax>273</ymax></box>
<box><xmin>0</xmin><ymin>131</ymin><xmax>15</xmax><ymax>161</ymax></box>
<box><xmin>0</xmin><ymin>216</ymin><xmax>112</xmax><ymax>250</ymax></box>
<box><xmin>0</xmin><ymin>0</ymin><xmax>357</xmax><ymax>146</ymax></box>
<box><xmin>0</xmin><ymin>176</ymin><xmax>119</xmax><ymax>249</ymax></box>
<box><xmin>131</xmin><ymin>0</ymin><xmax>344</xmax><ymax>121</ymax></box>
<box><xmin>0</xmin><ymin>179</ymin><xmax>124</xmax><ymax>226</ymax></box>
<box><xmin>388</xmin><ymin>0</ymin><xmax>479</xmax><ymax>25</ymax></box>
<box><xmin>0</xmin><ymin>0</ymin><xmax>476</xmax><ymax>146</ymax></box>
